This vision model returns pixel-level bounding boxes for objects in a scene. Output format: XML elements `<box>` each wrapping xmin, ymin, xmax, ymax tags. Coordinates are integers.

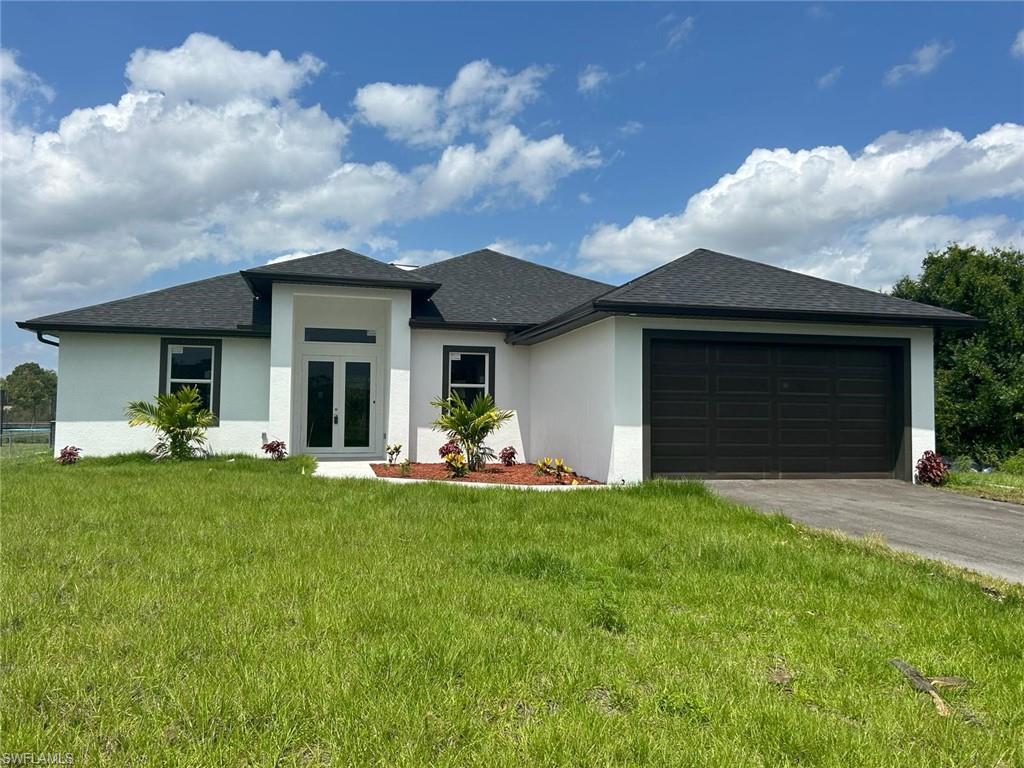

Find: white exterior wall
<box><xmin>528</xmin><ymin>319</ymin><xmax>618</xmax><ymax>482</ymax></box>
<box><xmin>608</xmin><ymin>316</ymin><xmax>935</xmax><ymax>482</ymax></box>
<box><xmin>409</xmin><ymin>329</ymin><xmax>531</xmax><ymax>463</ymax></box>
<box><xmin>54</xmin><ymin>332</ymin><xmax>270</xmax><ymax>456</ymax></box>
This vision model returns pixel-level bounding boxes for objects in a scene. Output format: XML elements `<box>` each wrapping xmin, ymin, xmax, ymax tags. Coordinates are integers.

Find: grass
<box><xmin>2</xmin><ymin>454</ymin><xmax>1023</xmax><ymax>766</ymax></box>
<box><xmin>946</xmin><ymin>470</ymin><xmax>1024</xmax><ymax>505</ymax></box>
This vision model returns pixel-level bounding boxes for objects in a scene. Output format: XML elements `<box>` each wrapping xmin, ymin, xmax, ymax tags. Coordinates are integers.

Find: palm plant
<box><xmin>430</xmin><ymin>391</ymin><xmax>513</xmax><ymax>471</ymax></box>
<box><xmin>125</xmin><ymin>386</ymin><xmax>215</xmax><ymax>460</ymax></box>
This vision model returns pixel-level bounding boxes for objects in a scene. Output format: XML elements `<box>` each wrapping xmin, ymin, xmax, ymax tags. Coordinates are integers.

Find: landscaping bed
<box><xmin>371</xmin><ymin>461</ymin><xmax>601</xmax><ymax>485</ymax></box>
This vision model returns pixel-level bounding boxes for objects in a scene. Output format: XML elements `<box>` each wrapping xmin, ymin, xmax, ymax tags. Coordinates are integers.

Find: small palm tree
<box><xmin>430</xmin><ymin>391</ymin><xmax>513</xmax><ymax>471</ymax></box>
<box><xmin>125</xmin><ymin>386</ymin><xmax>215</xmax><ymax>460</ymax></box>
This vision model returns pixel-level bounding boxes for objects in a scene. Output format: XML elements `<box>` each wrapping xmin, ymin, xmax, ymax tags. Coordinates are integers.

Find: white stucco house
<box><xmin>19</xmin><ymin>247</ymin><xmax>979</xmax><ymax>482</ymax></box>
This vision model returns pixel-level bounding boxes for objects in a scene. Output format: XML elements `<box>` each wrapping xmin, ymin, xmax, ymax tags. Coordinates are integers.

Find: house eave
<box><xmin>16</xmin><ymin>321</ymin><xmax>271</xmax><ymax>338</ymax></box>
<box><xmin>241</xmin><ymin>270</ymin><xmax>440</xmax><ymax>295</ymax></box>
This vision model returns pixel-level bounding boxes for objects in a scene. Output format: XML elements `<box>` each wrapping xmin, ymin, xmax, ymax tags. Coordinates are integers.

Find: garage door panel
<box><xmin>716</xmin><ymin>400</ymin><xmax>772</xmax><ymax>419</ymax></box>
<box><xmin>717</xmin><ymin>375</ymin><xmax>771</xmax><ymax>394</ymax></box>
<box><xmin>649</xmin><ymin>338</ymin><xmax>900</xmax><ymax>478</ymax></box>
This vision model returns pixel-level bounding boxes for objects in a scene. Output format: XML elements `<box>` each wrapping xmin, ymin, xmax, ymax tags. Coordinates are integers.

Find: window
<box><xmin>159</xmin><ymin>338</ymin><xmax>222</xmax><ymax>420</ymax></box>
<box><xmin>304</xmin><ymin>328</ymin><xmax>376</xmax><ymax>344</ymax></box>
<box><xmin>442</xmin><ymin>345</ymin><xmax>495</xmax><ymax>405</ymax></box>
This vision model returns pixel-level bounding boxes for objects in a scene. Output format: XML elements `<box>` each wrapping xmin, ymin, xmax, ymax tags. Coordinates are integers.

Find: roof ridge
<box><xmin>418</xmin><ymin>248</ymin><xmax>613</xmax><ymax>288</ymax></box>
<box><xmin>26</xmin><ymin>271</ymin><xmax>247</xmax><ymax>323</ymax></box>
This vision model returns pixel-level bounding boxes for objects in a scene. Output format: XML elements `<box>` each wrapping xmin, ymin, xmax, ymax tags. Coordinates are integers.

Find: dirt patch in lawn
<box><xmin>371</xmin><ymin>462</ymin><xmax>602</xmax><ymax>486</ymax></box>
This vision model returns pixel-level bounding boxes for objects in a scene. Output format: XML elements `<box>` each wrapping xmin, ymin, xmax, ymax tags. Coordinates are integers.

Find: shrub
<box><xmin>444</xmin><ymin>451</ymin><xmax>468</xmax><ymax>477</ymax></box>
<box><xmin>125</xmin><ymin>386</ymin><xmax>215</xmax><ymax>460</ymax></box>
<box><xmin>438</xmin><ymin>441</ymin><xmax>462</xmax><ymax>460</ymax></box>
<box><xmin>999</xmin><ymin>448</ymin><xmax>1024</xmax><ymax>476</ymax></box>
<box><xmin>386</xmin><ymin>442</ymin><xmax>402</xmax><ymax>466</ymax></box>
<box><xmin>535</xmin><ymin>456</ymin><xmax>574</xmax><ymax>483</ymax></box>
<box><xmin>262</xmin><ymin>440</ymin><xmax>287</xmax><ymax>460</ymax></box>
<box><xmin>915</xmin><ymin>450</ymin><xmax>948</xmax><ymax>486</ymax></box>
<box><xmin>56</xmin><ymin>445</ymin><xmax>82</xmax><ymax>465</ymax></box>
<box><xmin>399</xmin><ymin>458</ymin><xmax>412</xmax><ymax>477</ymax></box>
<box><xmin>430</xmin><ymin>391</ymin><xmax>513</xmax><ymax>471</ymax></box>
<box><xmin>498</xmin><ymin>446</ymin><xmax>517</xmax><ymax>466</ymax></box>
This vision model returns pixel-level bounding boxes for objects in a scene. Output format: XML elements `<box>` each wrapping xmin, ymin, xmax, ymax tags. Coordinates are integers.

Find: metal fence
<box><xmin>0</xmin><ymin>389</ymin><xmax>56</xmax><ymax>458</ymax></box>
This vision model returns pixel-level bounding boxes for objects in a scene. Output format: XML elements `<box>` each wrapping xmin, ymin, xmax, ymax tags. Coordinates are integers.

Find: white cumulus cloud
<box><xmin>354</xmin><ymin>59</ymin><xmax>549</xmax><ymax>146</ymax></box>
<box><xmin>1012</xmin><ymin>29</ymin><xmax>1024</xmax><ymax>58</ymax></box>
<box><xmin>126</xmin><ymin>32</ymin><xmax>324</xmax><ymax>105</ymax></box>
<box><xmin>578</xmin><ymin>123</ymin><xmax>1024</xmax><ymax>288</ymax></box>
<box><xmin>1</xmin><ymin>36</ymin><xmax>596</xmax><ymax>320</ymax></box>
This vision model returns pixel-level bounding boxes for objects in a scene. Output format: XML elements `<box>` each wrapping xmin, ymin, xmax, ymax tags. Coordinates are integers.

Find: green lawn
<box><xmin>946</xmin><ymin>470</ymin><xmax>1024</xmax><ymax>505</ymax></box>
<box><xmin>3</xmin><ymin>455</ymin><xmax>1022</xmax><ymax>766</ymax></box>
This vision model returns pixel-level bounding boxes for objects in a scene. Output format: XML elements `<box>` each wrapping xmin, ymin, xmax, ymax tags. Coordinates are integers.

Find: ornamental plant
<box><xmin>262</xmin><ymin>440</ymin><xmax>287</xmax><ymax>460</ymax></box>
<box><xmin>430</xmin><ymin>391</ymin><xmax>513</xmax><ymax>471</ymax></box>
<box><xmin>386</xmin><ymin>442</ymin><xmax>403</xmax><ymax>466</ymax></box>
<box><xmin>125</xmin><ymin>386</ymin><xmax>215</xmax><ymax>460</ymax></box>
<box><xmin>915</xmin><ymin>450</ymin><xmax>948</xmax><ymax>486</ymax></box>
<box><xmin>535</xmin><ymin>456</ymin><xmax>574</xmax><ymax>483</ymax></box>
<box><xmin>438</xmin><ymin>441</ymin><xmax>462</xmax><ymax>460</ymax></box>
<box><xmin>498</xmin><ymin>446</ymin><xmax>517</xmax><ymax>466</ymax></box>
<box><xmin>444</xmin><ymin>451</ymin><xmax>469</xmax><ymax>477</ymax></box>
<box><xmin>56</xmin><ymin>445</ymin><xmax>82</xmax><ymax>465</ymax></box>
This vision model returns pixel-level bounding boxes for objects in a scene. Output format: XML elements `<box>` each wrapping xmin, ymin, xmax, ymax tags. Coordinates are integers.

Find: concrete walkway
<box><xmin>705</xmin><ymin>479</ymin><xmax>1024</xmax><ymax>583</ymax></box>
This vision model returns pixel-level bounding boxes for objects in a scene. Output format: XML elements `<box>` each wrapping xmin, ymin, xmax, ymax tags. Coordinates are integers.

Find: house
<box><xmin>18</xmin><ymin>248</ymin><xmax>979</xmax><ymax>482</ymax></box>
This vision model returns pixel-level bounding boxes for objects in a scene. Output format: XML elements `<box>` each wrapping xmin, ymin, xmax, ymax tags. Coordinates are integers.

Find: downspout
<box><xmin>36</xmin><ymin>332</ymin><xmax>59</xmax><ymax>347</ymax></box>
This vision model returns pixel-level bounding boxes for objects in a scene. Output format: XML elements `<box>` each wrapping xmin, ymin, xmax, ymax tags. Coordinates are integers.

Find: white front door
<box><xmin>301</xmin><ymin>355</ymin><xmax>379</xmax><ymax>456</ymax></box>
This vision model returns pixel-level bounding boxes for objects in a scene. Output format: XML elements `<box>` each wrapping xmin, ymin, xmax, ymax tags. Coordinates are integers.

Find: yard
<box><xmin>2</xmin><ymin>455</ymin><xmax>1022</xmax><ymax>766</ymax></box>
<box><xmin>946</xmin><ymin>470</ymin><xmax>1024</xmax><ymax>505</ymax></box>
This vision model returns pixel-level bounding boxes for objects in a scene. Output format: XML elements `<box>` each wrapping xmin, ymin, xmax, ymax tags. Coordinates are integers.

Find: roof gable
<box><xmin>412</xmin><ymin>249</ymin><xmax>612</xmax><ymax>328</ymax></box>
<box><xmin>242</xmin><ymin>248</ymin><xmax>437</xmax><ymax>291</ymax></box>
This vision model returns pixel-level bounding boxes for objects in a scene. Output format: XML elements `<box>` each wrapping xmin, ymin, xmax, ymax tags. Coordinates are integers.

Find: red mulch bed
<box><xmin>370</xmin><ymin>462</ymin><xmax>601</xmax><ymax>486</ymax></box>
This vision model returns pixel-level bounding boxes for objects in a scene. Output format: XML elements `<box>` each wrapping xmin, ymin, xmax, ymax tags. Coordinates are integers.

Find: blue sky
<box><xmin>2</xmin><ymin>2</ymin><xmax>1023</xmax><ymax>372</ymax></box>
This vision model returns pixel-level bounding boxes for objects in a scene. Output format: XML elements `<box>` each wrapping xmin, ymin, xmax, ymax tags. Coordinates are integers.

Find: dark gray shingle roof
<box><xmin>19</xmin><ymin>273</ymin><xmax>268</xmax><ymax>336</ymax></box>
<box><xmin>412</xmin><ymin>249</ymin><xmax>612</xmax><ymax>327</ymax></box>
<box><xmin>243</xmin><ymin>248</ymin><xmax>437</xmax><ymax>289</ymax></box>
<box><xmin>595</xmin><ymin>249</ymin><xmax>977</xmax><ymax>323</ymax></box>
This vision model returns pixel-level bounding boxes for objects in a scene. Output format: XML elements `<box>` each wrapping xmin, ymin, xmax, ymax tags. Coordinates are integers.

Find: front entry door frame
<box><xmin>300</xmin><ymin>353</ymin><xmax>381</xmax><ymax>457</ymax></box>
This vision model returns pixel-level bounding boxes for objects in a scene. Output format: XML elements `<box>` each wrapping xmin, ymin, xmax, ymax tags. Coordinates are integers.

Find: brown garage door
<box><xmin>648</xmin><ymin>337</ymin><xmax>903</xmax><ymax>478</ymax></box>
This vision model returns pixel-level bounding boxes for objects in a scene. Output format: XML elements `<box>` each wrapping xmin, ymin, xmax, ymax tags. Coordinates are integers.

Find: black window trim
<box><xmin>159</xmin><ymin>337</ymin><xmax>223</xmax><ymax>425</ymax></box>
<box><xmin>441</xmin><ymin>345</ymin><xmax>496</xmax><ymax>402</ymax></box>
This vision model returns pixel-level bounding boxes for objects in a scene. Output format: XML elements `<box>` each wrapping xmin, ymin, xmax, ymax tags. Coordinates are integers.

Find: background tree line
<box><xmin>892</xmin><ymin>244</ymin><xmax>1023</xmax><ymax>465</ymax></box>
<box><xmin>0</xmin><ymin>362</ymin><xmax>58</xmax><ymax>423</ymax></box>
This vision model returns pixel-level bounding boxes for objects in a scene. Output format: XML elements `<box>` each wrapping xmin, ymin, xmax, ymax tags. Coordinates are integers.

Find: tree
<box><xmin>1</xmin><ymin>362</ymin><xmax>57</xmax><ymax>422</ymax></box>
<box><xmin>891</xmin><ymin>245</ymin><xmax>1024</xmax><ymax>463</ymax></box>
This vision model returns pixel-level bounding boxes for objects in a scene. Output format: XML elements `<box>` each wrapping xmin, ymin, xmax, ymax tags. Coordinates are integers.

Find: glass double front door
<box><xmin>303</xmin><ymin>356</ymin><xmax>377</xmax><ymax>454</ymax></box>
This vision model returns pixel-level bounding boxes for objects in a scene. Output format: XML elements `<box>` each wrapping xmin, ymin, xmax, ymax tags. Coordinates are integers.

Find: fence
<box><xmin>0</xmin><ymin>389</ymin><xmax>56</xmax><ymax>457</ymax></box>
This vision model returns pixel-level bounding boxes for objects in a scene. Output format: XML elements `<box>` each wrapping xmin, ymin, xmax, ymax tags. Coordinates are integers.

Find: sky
<box><xmin>2</xmin><ymin>1</ymin><xmax>1022</xmax><ymax>373</ymax></box>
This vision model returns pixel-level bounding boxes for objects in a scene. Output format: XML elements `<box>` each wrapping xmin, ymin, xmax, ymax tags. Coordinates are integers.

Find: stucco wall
<box><xmin>609</xmin><ymin>316</ymin><xmax>935</xmax><ymax>482</ymax></box>
<box><xmin>528</xmin><ymin>319</ymin><xmax>617</xmax><ymax>482</ymax></box>
<box><xmin>409</xmin><ymin>329</ymin><xmax>530</xmax><ymax>463</ymax></box>
<box><xmin>54</xmin><ymin>332</ymin><xmax>270</xmax><ymax>456</ymax></box>
<box><xmin>267</xmin><ymin>283</ymin><xmax>410</xmax><ymax>457</ymax></box>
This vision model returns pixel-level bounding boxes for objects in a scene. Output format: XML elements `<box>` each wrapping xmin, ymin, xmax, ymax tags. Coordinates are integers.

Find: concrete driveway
<box><xmin>705</xmin><ymin>479</ymin><xmax>1024</xmax><ymax>583</ymax></box>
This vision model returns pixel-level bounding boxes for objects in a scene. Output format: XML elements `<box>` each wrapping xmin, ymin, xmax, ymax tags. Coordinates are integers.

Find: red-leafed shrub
<box><xmin>499</xmin><ymin>446</ymin><xmax>517</xmax><ymax>466</ymax></box>
<box><xmin>915</xmin><ymin>450</ymin><xmax>948</xmax><ymax>486</ymax></box>
<box><xmin>262</xmin><ymin>440</ymin><xmax>287</xmax><ymax>460</ymax></box>
<box><xmin>438</xmin><ymin>441</ymin><xmax>462</xmax><ymax>460</ymax></box>
<box><xmin>57</xmin><ymin>445</ymin><xmax>82</xmax><ymax>465</ymax></box>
